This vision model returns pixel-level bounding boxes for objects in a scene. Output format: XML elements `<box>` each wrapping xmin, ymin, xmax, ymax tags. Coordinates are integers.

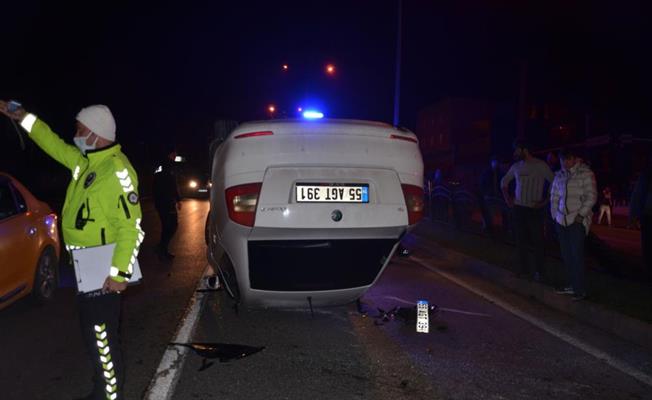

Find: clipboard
<box><xmin>71</xmin><ymin>243</ymin><xmax>143</xmax><ymax>294</ymax></box>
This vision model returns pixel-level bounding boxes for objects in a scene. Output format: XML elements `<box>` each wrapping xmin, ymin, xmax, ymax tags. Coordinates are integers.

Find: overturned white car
<box><xmin>206</xmin><ymin>118</ymin><xmax>424</xmax><ymax>307</ymax></box>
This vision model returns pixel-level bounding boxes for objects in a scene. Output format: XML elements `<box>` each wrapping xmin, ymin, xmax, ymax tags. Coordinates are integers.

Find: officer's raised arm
<box><xmin>0</xmin><ymin>99</ymin><xmax>85</xmax><ymax>172</ymax></box>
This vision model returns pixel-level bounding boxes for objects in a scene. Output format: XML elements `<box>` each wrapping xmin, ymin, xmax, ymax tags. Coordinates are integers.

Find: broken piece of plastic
<box><xmin>169</xmin><ymin>342</ymin><xmax>265</xmax><ymax>363</ymax></box>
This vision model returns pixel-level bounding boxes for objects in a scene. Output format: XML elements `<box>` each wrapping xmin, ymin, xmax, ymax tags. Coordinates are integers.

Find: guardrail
<box><xmin>426</xmin><ymin>183</ymin><xmax>512</xmax><ymax>235</ymax></box>
<box><xmin>424</xmin><ymin>183</ymin><xmax>641</xmax><ymax>277</ymax></box>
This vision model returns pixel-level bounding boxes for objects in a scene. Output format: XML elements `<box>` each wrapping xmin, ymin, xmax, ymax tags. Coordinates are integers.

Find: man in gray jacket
<box><xmin>550</xmin><ymin>148</ymin><xmax>597</xmax><ymax>300</ymax></box>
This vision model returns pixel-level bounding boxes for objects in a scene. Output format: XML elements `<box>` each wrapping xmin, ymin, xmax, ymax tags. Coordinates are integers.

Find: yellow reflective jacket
<box><xmin>22</xmin><ymin>115</ymin><xmax>144</xmax><ymax>282</ymax></box>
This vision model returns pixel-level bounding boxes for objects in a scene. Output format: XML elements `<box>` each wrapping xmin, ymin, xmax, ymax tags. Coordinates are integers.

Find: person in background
<box><xmin>432</xmin><ymin>168</ymin><xmax>443</xmax><ymax>187</ymax></box>
<box><xmin>629</xmin><ymin>156</ymin><xmax>652</xmax><ymax>277</ymax></box>
<box><xmin>479</xmin><ymin>155</ymin><xmax>505</xmax><ymax>234</ymax></box>
<box><xmin>501</xmin><ymin>140</ymin><xmax>555</xmax><ymax>281</ymax></box>
<box><xmin>546</xmin><ymin>151</ymin><xmax>561</xmax><ymax>173</ymax></box>
<box><xmin>597</xmin><ymin>186</ymin><xmax>614</xmax><ymax>227</ymax></box>
<box><xmin>550</xmin><ymin>148</ymin><xmax>597</xmax><ymax>301</ymax></box>
<box><xmin>153</xmin><ymin>145</ymin><xmax>182</xmax><ymax>260</ymax></box>
<box><xmin>543</xmin><ymin>151</ymin><xmax>562</xmax><ymax>241</ymax></box>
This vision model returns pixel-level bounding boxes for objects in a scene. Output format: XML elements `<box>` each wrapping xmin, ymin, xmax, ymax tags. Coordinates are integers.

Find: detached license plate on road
<box><xmin>296</xmin><ymin>184</ymin><xmax>369</xmax><ymax>203</ymax></box>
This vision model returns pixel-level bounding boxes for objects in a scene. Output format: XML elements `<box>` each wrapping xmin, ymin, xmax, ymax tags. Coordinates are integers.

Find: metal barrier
<box><xmin>429</xmin><ymin>185</ymin><xmax>452</xmax><ymax>223</ymax></box>
<box><xmin>427</xmin><ymin>185</ymin><xmax>511</xmax><ymax>233</ymax></box>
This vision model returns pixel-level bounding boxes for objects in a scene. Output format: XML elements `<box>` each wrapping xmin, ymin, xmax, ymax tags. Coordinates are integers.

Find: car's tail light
<box><xmin>401</xmin><ymin>184</ymin><xmax>424</xmax><ymax>225</ymax></box>
<box><xmin>390</xmin><ymin>134</ymin><xmax>418</xmax><ymax>143</ymax></box>
<box><xmin>225</xmin><ymin>183</ymin><xmax>263</xmax><ymax>226</ymax></box>
<box><xmin>234</xmin><ymin>131</ymin><xmax>274</xmax><ymax>139</ymax></box>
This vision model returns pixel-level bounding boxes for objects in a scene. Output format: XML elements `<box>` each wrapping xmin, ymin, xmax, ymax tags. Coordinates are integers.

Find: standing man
<box><xmin>630</xmin><ymin>156</ymin><xmax>652</xmax><ymax>277</ymax></box>
<box><xmin>479</xmin><ymin>155</ymin><xmax>505</xmax><ymax>234</ymax></box>
<box><xmin>550</xmin><ymin>148</ymin><xmax>597</xmax><ymax>300</ymax></box>
<box><xmin>153</xmin><ymin>145</ymin><xmax>181</xmax><ymax>260</ymax></box>
<box><xmin>544</xmin><ymin>151</ymin><xmax>562</xmax><ymax>241</ymax></box>
<box><xmin>501</xmin><ymin>140</ymin><xmax>554</xmax><ymax>281</ymax></box>
<box><xmin>546</xmin><ymin>151</ymin><xmax>561</xmax><ymax>173</ymax></box>
<box><xmin>1</xmin><ymin>101</ymin><xmax>143</xmax><ymax>400</ymax></box>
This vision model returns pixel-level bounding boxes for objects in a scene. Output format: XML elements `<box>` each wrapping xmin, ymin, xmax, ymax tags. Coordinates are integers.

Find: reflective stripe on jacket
<box><xmin>21</xmin><ymin>115</ymin><xmax>144</xmax><ymax>282</ymax></box>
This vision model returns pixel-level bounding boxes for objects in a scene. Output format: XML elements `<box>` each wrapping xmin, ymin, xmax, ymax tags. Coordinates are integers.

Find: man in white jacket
<box><xmin>550</xmin><ymin>148</ymin><xmax>597</xmax><ymax>300</ymax></box>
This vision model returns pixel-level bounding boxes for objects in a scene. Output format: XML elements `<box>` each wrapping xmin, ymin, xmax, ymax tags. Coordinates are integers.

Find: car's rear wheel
<box><xmin>217</xmin><ymin>254</ymin><xmax>240</xmax><ymax>302</ymax></box>
<box><xmin>32</xmin><ymin>247</ymin><xmax>58</xmax><ymax>304</ymax></box>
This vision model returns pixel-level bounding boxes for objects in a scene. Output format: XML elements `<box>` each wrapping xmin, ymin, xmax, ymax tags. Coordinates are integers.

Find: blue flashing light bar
<box><xmin>302</xmin><ymin>110</ymin><xmax>324</xmax><ymax>119</ymax></box>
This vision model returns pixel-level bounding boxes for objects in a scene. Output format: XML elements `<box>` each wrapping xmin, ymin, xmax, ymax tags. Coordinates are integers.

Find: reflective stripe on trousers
<box><xmin>78</xmin><ymin>292</ymin><xmax>124</xmax><ymax>400</ymax></box>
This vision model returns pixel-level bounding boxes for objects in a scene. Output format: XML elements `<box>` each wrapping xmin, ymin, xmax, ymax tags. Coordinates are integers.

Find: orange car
<box><xmin>0</xmin><ymin>172</ymin><xmax>60</xmax><ymax>310</ymax></box>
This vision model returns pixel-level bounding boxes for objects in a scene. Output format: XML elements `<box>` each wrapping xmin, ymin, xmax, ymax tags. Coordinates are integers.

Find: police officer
<box><xmin>0</xmin><ymin>101</ymin><xmax>143</xmax><ymax>400</ymax></box>
<box><xmin>153</xmin><ymin>145</ymin><xmax>181</xmax><ymax>260</ymax></box>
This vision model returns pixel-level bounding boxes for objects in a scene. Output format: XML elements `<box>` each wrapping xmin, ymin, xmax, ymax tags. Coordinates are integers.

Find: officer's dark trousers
<box><xmin>513</xmin><ymin>205</ymin><xmax>545</xmax><ymax>277</ymax></box>
<box><xmin>78</xmin><ymin>292</ymin><xmax>124</xmax><ymax>400</ymax></box>
<box><xmin>156</xmin><ymin>204</ymin><xmax>178</xmax><ymax>253</ymax></box>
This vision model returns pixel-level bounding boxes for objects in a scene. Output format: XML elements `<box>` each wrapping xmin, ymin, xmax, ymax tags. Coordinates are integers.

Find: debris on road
<box><xmin>169</xmin><ymin>342</ymin><xmax>265</xmax><ymax>371</ymax></box>
<box><xmin>374</xmin><ymin>304</ymin><xmax>439</xmax><ymax>326</ymax></box>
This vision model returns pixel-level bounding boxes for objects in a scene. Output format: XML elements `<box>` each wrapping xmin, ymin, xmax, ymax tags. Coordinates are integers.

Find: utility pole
<box><xmin>517</xmin><ymin>59</ymin><xmax>528</xmax><ymax>140</ymax></box>
<box><xmin>393</xmin><ymin>0</ymin><xmax>403</xmax><ymax>126</ymax></box>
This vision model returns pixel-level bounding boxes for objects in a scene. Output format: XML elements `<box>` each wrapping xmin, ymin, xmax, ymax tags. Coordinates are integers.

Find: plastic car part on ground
<box><xmin>373</xmin><ymin>305</ymin><xmax>439</xmax><ymax>325</ymax></box>
<box><xmin>169</xmin><ymin>342</ymin><xmax>265</xmax><ymax>371</ymax></box>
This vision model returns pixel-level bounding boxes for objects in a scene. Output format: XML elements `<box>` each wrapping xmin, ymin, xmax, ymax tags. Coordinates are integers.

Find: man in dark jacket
<box><xmin>153</xmin><ymin>147</ymin><xmax>181</xmax><ymax>260</ymax></box>
<box><xmin>479</xmin><ymin>155</ymin><xmax>506</xmax><ymax>234</ymax></box>
<box><xmin>630</xmin><ymin>156</ymin><xmax>652</xmax><ymax>276</ymax></box>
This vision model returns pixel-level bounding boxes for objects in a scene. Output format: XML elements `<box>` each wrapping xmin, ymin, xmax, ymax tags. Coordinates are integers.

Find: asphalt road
<box><xmin>169</xmin><ymin>253</ymin><xmax>652</xmax><ymax>400</ymax></box>
<box><xmin>0</xmin><ymin>198</ymin><xmax>209</xmax><ymax>400</ymax></box>
<box><xmin>2</xmin><ymin>199</ymin><xmax>651</xmax><ymax>400</ymax></box>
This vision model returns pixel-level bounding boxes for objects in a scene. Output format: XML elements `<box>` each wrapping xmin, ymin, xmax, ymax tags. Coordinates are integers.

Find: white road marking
<box><xmin>383</xmin><ymin>295</ymin><xmax>492</xmax><ymax>317</ymax></box>
<box><xmin>144</xmin><ymin>265</ymin><xmax>211</xmax><ymax>400</ymax></box>
<box><xmin>382</xmin><ymin>295</ymin><xmax>418</xmax><ymax>306</ymax></box>
<box><xmin>438</xmin><ymin>307</ymin><xmax>492</xmax><ymax>317</ymax></box>
<box><xmin>411</xmin><ymin>256</ymin><xmax>652</xmax><ymax>388</ymax></box>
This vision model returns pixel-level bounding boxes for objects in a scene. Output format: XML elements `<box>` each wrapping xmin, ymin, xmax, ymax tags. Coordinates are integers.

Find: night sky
<box><xmin>1</xmin><ymin>0</ymin><xmax>650</xmax><ymax>155</ymax></box>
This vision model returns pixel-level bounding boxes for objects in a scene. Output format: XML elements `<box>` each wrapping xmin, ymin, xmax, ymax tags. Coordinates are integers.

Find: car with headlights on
<box><xmin>0</xmin><ymin>173</ymin><xmax>60</xmax><ymax>310</ymax></box>
<box><xmin>180</xmin><ymin>172</ymin><xmax>210</xmax><ymax>198</ymax></box>
<box><xmin>205</xmin><ymin>118</ymin><xmax>424</xmax><ymax>307</ymax></box>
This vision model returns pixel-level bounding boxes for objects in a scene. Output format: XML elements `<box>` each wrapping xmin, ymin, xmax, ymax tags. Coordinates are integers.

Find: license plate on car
<box><xmin>296</xmin><ymin>184</ymin><xmax>369</xmax><ymax>203</ymax></box>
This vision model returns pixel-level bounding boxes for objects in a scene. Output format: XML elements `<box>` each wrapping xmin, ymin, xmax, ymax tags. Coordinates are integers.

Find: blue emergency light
<box><xmin>302</xmin><ymin>110</ymin><xmax>324</xmax><ymax>119</ymax></box>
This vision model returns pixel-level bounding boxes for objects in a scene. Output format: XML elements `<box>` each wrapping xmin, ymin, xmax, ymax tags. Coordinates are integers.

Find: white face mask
<box><xmin>73</xmin><ymin>132</ymin><xmax>98</xmax><ymax>154</ymax></box>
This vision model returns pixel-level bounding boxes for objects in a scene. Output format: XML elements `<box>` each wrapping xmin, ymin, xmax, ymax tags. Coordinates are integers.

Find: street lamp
<box><xmin>325</xmin><ymin>64</ymin><xmax>336</xmax><ymax>76</ymax></box>
<box><xmin>268</xmin><ymin>104</ymin><xmax>276</xmax><ymax>118</ymax></box>
<box><xmin>282</xmin><ymin>64</ymin><xmax>289</xmax><ymax>71</ymax></box>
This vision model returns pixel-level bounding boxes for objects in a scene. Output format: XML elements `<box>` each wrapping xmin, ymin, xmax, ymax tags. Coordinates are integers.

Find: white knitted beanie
<box><xmin>76</xmin><ymin>105</ymin><xmax>116</xmax><ymax>141</ymax></box>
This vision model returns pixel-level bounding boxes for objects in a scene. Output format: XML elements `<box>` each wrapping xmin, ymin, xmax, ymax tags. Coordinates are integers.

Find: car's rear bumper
<box><xmin>248</xmin><ymin>238</ymin><xmax>397</xmax><ymax>292</ymax></box>
<box><xmin>216</xmin><ymin>226</ymin><xmax>406</xmax><ymax>307</ymax></box>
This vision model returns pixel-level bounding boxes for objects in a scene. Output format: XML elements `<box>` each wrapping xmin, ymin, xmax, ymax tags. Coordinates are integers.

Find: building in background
<box><xmin>417</xmin><ymin>97</ymin><xmax>651</xmax><ymax>203</ymax></box>
<box><xmin>416</xmin><ymin>98</ymin><xmax>515</xmax><ymax>189</ymax></box>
